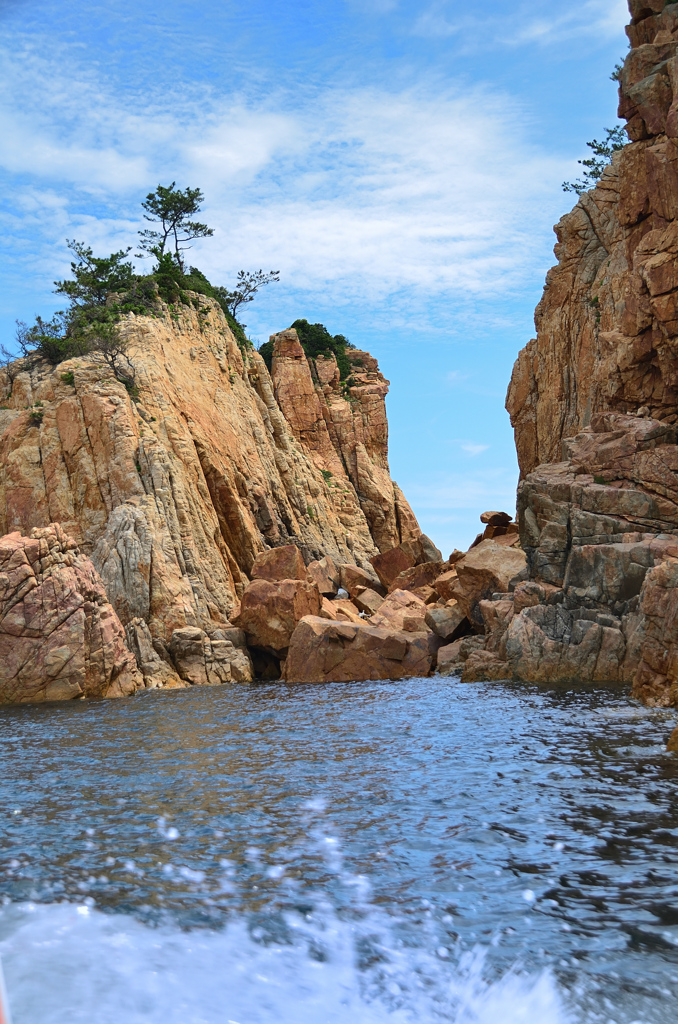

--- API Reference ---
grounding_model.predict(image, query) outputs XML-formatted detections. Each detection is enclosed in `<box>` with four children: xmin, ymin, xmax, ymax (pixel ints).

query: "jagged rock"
<box><xmin>436</xmin><ymin>635</ymin><xmax>486</xmax><ymax>677</ymax></box>
<box><xmin>332</xmin><ymin>599</ymin><xmax>364</xmax><ymax>623</ymax></box>
<box><xmin>400</xmin><ymin>533</ymin><xmax>443</xmax><ymax>565</ymax></box>
<box><xmin>0</xmin><ymin>524</ymin><xmax>141</xmax><ymax>704</ymax></box>
<box><xmin>232</xmin><ymin>578</ymin><xmax>321</xmax><ymax>653</ymax></box>
<box><xmin>453</xmin><ymin>541</ymin><xmax>527</xmax><ymax>629</ymax></box>
<box><xmin>480</xmin><ymin>511</ymin><xmax>512</xmax><ymax>527</ymax></box>
<box><xmin>370</xmin><ymin>588</ymin><xmax>428</xmax><ymax>632</ymax></box>
<box><xmin>339</xmin><ymin>563</ymin><xmax>384</xmax><ymax>597</ymax></box>
<box><xmin>125</xmin><ymin>617</ymin><xmax>185</xmax><ymax>689</ymax></box>
<box><xmin>632</xmin><ymin>557</ymin><xmax>678</xmax><ymax>704</ymax></box>
<box><xmin>251</xmin><ymin>545</ymin><xmax>307</xmax><ymax>583</ymax></box>
<box><xmin>283</xmin><ymin>616</ymin><xmax>433</xmax><ymax>683</ymax></box>
<box><xmin>461</xmin><ymin>651</ymin><xmax>510</xmax><ymax>683</ymax></box>
<box><xmin>169</xmin><ymin>626</ymin><xmax>253</xmax><ymax>685</ymax></box>
<box><xmin>433</xmin><ymin>567</ymin><xmax>459</xmax><ymax>602</ymax></box>
<box><xmin>306</xmin><ymin>555</ymin><xmax>340</xmax><ymax>596</ymax></box>
<box><xmin>387</xmin><ymin>560</ymin><xmax>447</xmax><ymax>595</ymax></box>
<box><xmin>352</xmin><ymin>587</ymin><xmax>384</xmax><ymax>615</ymax></box>
<box><xmin>425</xmin><ymin>601</ymin><xmax>467</xmax><ymax>641</ymax></box>
<box><xmin>370</xmin><ymin>546</ymin><xmax>415</xmax><ymax>588</ymax></box>
<box><xmin>319</xmin><ymin>596</ymin><xmax>339</xmax><ymax>620</ymax></box>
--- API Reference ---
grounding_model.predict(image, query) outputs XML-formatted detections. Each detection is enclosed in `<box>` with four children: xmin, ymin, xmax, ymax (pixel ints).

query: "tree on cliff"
<box><xmin>562</xmin><ymin>125</ymin><xmax>626</xmax><ymax>195</ymax></box>
<box><xmin>214</xmin><ymin>270</ymin><xmax>280</xmax><ymax>321</ymax></box>
<box><xmin>138</xmin><ymin>183</ymin><xmax>214</xmax><ymax>271</ymax></box>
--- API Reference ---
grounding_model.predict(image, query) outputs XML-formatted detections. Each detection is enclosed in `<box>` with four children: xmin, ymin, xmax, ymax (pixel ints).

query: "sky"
<box><xmin>0</xmin><ymin>0</ymin><xmax>630</xmax><ymax>554</ymax></box>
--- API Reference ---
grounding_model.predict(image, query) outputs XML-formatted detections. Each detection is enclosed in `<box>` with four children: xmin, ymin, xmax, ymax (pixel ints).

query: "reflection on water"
<box><xmin>0</xmin><ymin>677</ymin><xmax>677</xmax><ymax>1023</ymax></box>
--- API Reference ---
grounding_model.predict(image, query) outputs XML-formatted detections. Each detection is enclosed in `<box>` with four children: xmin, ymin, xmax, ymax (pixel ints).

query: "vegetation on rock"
<box><xmin>258</xmin><ymin>319</ymin><xmax>354</xmax><ymax>380</ymax></box>
<box><xmin>562</xmin><ymin>125</ymin><xmax>626</xmax><ymax>195</ymax></box>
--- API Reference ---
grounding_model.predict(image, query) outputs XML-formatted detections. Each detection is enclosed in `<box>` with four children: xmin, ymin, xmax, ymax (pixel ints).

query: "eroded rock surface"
<box><xmin>0</xmin><ymin>524</ymin><xmax>141</xmax><ymax>703</ymax></box>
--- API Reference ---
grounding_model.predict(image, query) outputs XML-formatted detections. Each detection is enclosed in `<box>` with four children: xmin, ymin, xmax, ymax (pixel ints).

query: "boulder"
<box><xmin>370</xmin><ymin>589</ymin><xmax>428</xmax><ymax>632</ymax></box>
<box><xmin>370</xmin><ymin>546</ymin><xmax>415</xmax><ymax>588</ymax></box>
<box><xmin>319</xmin><ymin>597</ymin><xmax>339</xmax><ymax>620</ymax></box>
<box><xmin>306</xmin><ymin>555</ymin><xmax>340</xmax><ymax>596</ymax></box>
<box><xmin>454</xmin><ymin>540</ymin><xmax>527</xmax><ymax>628</ymax></box>
<box><xmin>340</xmin><ymin>563</ymin><xmax>384</xmax><ymax>597</ymax></box>
<box><xmin>169</xmin><ymin>626</ymin><xmax>254</xmax><ymax>685</ymax></box>
<box><xmin>333</xmin><ymin>599</ymin><xmax>364</xmax><ymax>623</ymax></box>
<box><xmin>283</xmin><ymin>616</ymin><xmax>434</xmax><ymax>683</ymax></box>
<box><xmin>480</xmin><ymin>511</ymin><xmax>512</xmax><ymax>527</ymax></box>
<box><xmin>388</xmin><ymin>560</ymin><xmax>447</xmax><ymax>595</ymax></box>
<box><xmin>0</xmin><ymin>524</ymin><xmax>142</xmax><ymax>705</ymax></box>
<box><xmin>425</xmin><ymin>601</ymin><xmax>467</xmax><ymax>641</ymax></box>
<box><xmin>400</xmin><ymin>533</ymin><xmax>443</xmax><ymax>565</ymax></box>
<box><xmin>461</xmin><ymin>651</ymin><xmax>510</xmax><ymax>683</ymax></box>
<box><xmin>232</xmin><ymin>578</ymin><xmax>321</xmax><ymax>652</ymax></box>
<box><xmin>352</xmin><ymin>587</ymin><xmax>385</xmax><ymax>615</ymax></box>
<box><xmin>251</xmin><ymin>545</ymin><xmax>307</xmax><ymax>583</ymax></box>
<box><xmin>433</xmin><ymin>568</ymin><xmax>459</xmax><ymax>602</ymax></box>
<box><xmin>436</xmin><ymin>635</ymin><xmax>486</xmax><ymax>677</ymax></box>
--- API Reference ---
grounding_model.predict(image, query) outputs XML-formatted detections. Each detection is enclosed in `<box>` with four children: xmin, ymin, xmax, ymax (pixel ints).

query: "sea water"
<box><xmin>0</xmin><ymin>676</ymin><xmax>677</xmax><ymax>1023</ymax></box>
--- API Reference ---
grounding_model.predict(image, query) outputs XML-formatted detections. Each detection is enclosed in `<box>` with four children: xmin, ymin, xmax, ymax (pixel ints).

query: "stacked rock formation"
<box><xmin>0</xmin><ymin>307</ymin><xmax>421</xmax><ymax>702</ymax></box>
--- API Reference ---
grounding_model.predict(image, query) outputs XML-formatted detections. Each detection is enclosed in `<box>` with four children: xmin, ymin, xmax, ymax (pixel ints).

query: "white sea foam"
<box><xmin>0</xmin><ymin>901</ymin><xmax>573</xmax><ymax>1024</ymax></box>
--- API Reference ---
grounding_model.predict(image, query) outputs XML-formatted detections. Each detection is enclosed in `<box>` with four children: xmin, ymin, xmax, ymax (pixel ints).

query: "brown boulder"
<box><xmin>436</xmin><ymin>635</ymin><xmax>487</xmax><ymax>676</ymax></box>
<box><xmin>433</xmin><ymin>568</ymin><xmax>459</xmax><ymax>602</ymax></box>
<box><xmin>0</xmin><ymin>524</ymin><xmax>141</xmax><ymax>705</ymax></box>
<box><xmin>370</xmin><ymin>589</ymin><xmax>428</xmax><ymax>632</ymax></box>
<box><xmin>388</xmin><ymin>560</ymin><xmax>447</xmax><ymax>595</ymax></box>
<box><xmin>340</xmin><ymin>563</ymin><xmax>384</xmax><ymax>597</ymax></box>
<box><xmin>306</xmin><ymin>555</ymin><xmax>340</xmax><ymax>596</ymax></box>
<box><xmin>480</xmin><ymin>511</ymin><xmax>512</xmax><ymax>527</ymax></box>
<box><xmin>283</xmin><ymin>616</ymin><xmax>433</xmax><ymax>682</ymax></box>
<box><xmin>353</xmin><ymin>587</ymin><xmax>385</xmax><ymax>615</ymax></box>
<box><xmin>232</xmin><ymin>578</ymin><xmax>321</xmax><ymax>652</ymax></box>
<box><xmin>370</xmin><ymin>546</ymin><xmax>415</xmax><ymax>588</ymax></box>
<box><xmin>333</xmin><ymin>599</ymin><xmax>364</xmax><ymax>623</ymax></box>
<box><xmin>461</xmin><ymin>651</ymin><xmax>510</xmax><ymax>683</ymax></box>
<box><xmin>400</xmin><ymin>533</ymin><xmax>443</xmax><ymax>566</ymax></box>
<box><xmin>454</xmin><ymin>540</ymin><xmax>527</xmax><ymax>628</ymax></box>
<box><xmin>425</xmin><ymin>601</ymin><xmax>467</xmax><ymax>641</ymax></box>
<box><xmin>251</xmin><ymin>545</ymin><xmax>307</xmax><ymax>583</ymax></box>
<box><xmin>125</xmin><ymin>618</ymin><xmax>185</xmax><ymax>690</ymax></box>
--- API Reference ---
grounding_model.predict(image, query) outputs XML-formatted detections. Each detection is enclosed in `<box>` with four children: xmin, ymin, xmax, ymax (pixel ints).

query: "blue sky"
<box><xmin>0</xmin><ymin>0</ymin><xmax>629</xmax><ymax>554</ymax></box>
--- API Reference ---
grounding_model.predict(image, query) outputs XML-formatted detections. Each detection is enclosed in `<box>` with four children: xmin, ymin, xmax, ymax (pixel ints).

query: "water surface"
<box><xmin>0</xmin><ymin>676</ymin><xmax>677</xmax><ymax>1023</ymax></box>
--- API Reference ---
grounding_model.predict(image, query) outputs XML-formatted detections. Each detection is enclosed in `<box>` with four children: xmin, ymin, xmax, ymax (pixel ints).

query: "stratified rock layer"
<box><xmin>0</xmin><ymin>524</ymin><xmax>141</xmax><ymax>703</ymax></box>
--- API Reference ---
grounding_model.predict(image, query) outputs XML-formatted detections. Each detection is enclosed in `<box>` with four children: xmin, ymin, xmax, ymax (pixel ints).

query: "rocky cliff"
<box><xmin>0</xmin><ymin>299</ymin><xmax>421</xmax><ymax>699</ymax></box>
<box><xmin>452</xmin><ymin>0</ymin><xmax>678</xmax><ymax>710</ymax></box>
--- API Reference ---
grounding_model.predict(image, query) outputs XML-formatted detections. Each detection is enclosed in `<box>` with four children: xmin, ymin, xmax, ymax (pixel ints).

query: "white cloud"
<box><xmin>413</xmin><ymin>0</ymin><xmax>628</xmax><ymax>47</ymax></box>
<box><xmin>460</xmin><ymin>442</ymin><xmax>490</xmax><ymax>456</ymax></box>
<box><xmin>0</xmin><ymin>36</ymin><xmax>568</xmax><ymax>321</ymax></box>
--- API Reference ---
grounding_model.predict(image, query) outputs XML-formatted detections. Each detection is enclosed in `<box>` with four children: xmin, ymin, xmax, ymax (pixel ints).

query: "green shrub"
<box><xmin>60</xmin><ymin>371</ymin><xmax>75</xmax><ymax>386</ymax></box>
<box><xmin>29</xmin><ymin>408</ymin><xmax>44</xmax><ymax>426</ymax></box>
<box><xmin>290</xmin><ymin>320</ymin><xmax>353</xmax><ymax>380</ymax></box>
<box><xmin>320</xmin><ymin>469</ymin><xmax>332</xmax><ymax>482</ymax></box>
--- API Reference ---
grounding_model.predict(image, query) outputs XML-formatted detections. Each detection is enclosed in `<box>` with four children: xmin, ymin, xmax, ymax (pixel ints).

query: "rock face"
<box><xmin>0</xmin><ymin>304</ymin><xmax>421</xmax><ymax>700</ymax></box>
<box><xmin>507</xmin><ymin>2</ymin><xmax>678</xmax><ymax>477</ymax></box>
<box><xmin>0</xmin><ymin>524</ymin><xmax>141</xmax><ymax>704</ymax></box>
<box><xmin>232</xmin><ymin>578</ymin><xmax>322</xmax><ymax>654</ymax></box>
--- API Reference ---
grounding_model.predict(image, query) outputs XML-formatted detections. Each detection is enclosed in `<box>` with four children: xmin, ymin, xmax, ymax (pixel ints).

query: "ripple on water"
<box><xmin>0</xmin><ymin>676</ymin><xmax>677</xmax><ymax>1023</ymax></box>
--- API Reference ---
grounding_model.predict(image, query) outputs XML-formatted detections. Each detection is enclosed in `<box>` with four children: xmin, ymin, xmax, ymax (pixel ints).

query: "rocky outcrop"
<box><xmin>507</xmin><ymin>2</ymin><xmax>678</xmax><ymax>477</ymax></box>
<box><xmin>232</xmin><ymin>578</ymin><xmax>322</xmax><ymax>654</ymax></box>
<box><xmin>0</xmin><ymin>301</ymin><xmax>422</xmax><ymax>700</ymax></box>
<box><xmin>0</xmin><ymin>524</ymin><xmax>141</xmax><ymax>703</ymax></box>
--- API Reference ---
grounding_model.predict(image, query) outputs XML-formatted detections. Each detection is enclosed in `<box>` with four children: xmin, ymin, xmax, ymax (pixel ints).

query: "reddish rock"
<box><xmin>370</xmin><ymin>546</ymin><xmax>415</xmax><ymax>588</ymax></box>
<box><xmin>306</xmin><ymin>555</ymin><xmax>340</xmax><ymax>596</ymax></box>
<box><xmin>251</xmin><ymin>545</ymin><xmax>307</xmax><ymax>583</ymax></box>
<box><xmin>387</xmin><ymin>560</ymin><xmax>447</xmax><ymax>595</ymax></box>
<box><xmin>319</xmin><ymin>597</ymin><xmax>339</xmax><ymax>620</ymax></box>
<box><xmin>340</xmin><ymin>563</ymin><xmax>384</xmax><ymax>598</ymax></box>
<box><xmin>425</xmin><ymin>601</ymin><xmax>467</xmax><ymax>641</ymax></box>
<box><xmin>433</xmin><ymin>568</ymin><xmax>459</xmax><ymax>602</ymax></box>
<box><xmin>480</xmin><ymin>511</ymin><xmax>512</xmax><ymax>527</ymax></box>
<box><xmin>461</xmin><ymin>651</ymin><xmax>510</xmax><ymax>683</ymax></box>
<box><xmin>232</xmin><ymin>578</ymin><xmax>321</xmax><ymax>652</ymax></box>
<box><xmin>454</xmin><ymin>540</ymin><xmax>527</xmax><ymax>628</ymax></box>
<box><xmin>283</xmin><ymin>616</ymin><xmax>433</xmax><ymax>683</ymax></box>
<box><xmin>436</xmin><ymin>635</ymin><xmax>487</xmax><ymax>677</ymax></box>
<box><xmin>370</xmin><ymin>589</ymin><xmax>428</xmax><ymax>632</ymax></box>
<box><xmin>333</xmin><ymin>599</ymin><xmax>363</xmax><ymax>623</ymax></box>
<box><xmin>353</xmin><ymin>587</ymin><xmax>384</xmax><ymax>615</ymax></box>
<box><xmin>168</xmin><ymin>626</ymin><xmax>253</xmax><ymax>685</ymax></box>
<box><xmin>400</xmin><ymin>533</ymin><xmax>443</xmax><ymax>565</ymax></box>
<box><xmin>0</xmin><ymin>524</ymin><xmax>141</xmax><ymax>705</ymax></box>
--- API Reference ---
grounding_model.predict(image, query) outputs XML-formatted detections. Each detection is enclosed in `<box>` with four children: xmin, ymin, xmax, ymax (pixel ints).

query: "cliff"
<box><xmin>507</xmin><ymin>0</ymin><xmax>678</xmax><ymax>477</ymax></box>
<box><xmin>0</xmin><ymin>299</ymin><xmax>419</xmax><ymax>657</ymax></box>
